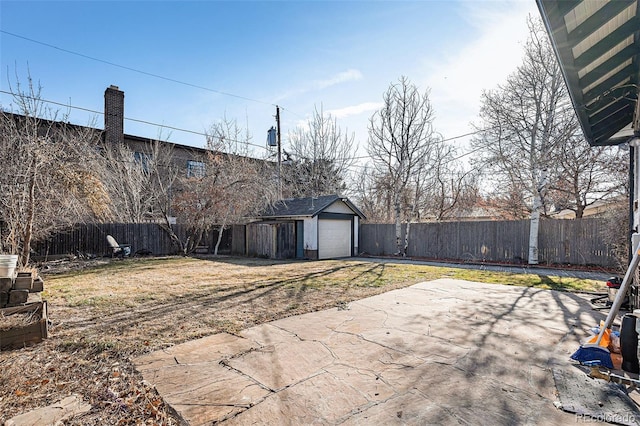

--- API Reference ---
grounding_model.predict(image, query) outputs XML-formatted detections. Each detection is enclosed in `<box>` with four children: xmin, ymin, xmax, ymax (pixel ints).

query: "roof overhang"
<box><xmin>537</xmin><ymin>0</ymin><xmax>640</xmax><ymax>146</ymax></box>
<box><xmin>258</xmin><ymin>195</ymin><xmax>366</xmax><ymax>220</ymax></box>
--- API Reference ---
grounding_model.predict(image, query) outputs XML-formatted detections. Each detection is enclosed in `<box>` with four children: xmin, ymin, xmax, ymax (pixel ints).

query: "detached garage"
<box><xmin>250</xmin><ymin>194</ymin><xmax>365</xmax><ymax>260</ymax></box>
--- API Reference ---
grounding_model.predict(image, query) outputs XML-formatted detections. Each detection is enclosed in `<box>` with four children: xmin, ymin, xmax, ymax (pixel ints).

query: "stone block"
<box><xmin>8</xmin><ymin>289</ymin><xmax>28</xmax><ymax>306</ymax></box>
<box><xmin>0</xmin><ymin>291</ymin><xmax>7</xmax><ymax>307</ymax></box>
<box><xmin>0</xmin><ymin>277</ymin><xmax>12</xmax><ymax>293</ymax></box>
<box><xmin>4</xmin><ymin>394</ymin><xmax>90</xmax><ymax>425</ymax></box>
<box><xmin>13</xmin><ymin>276</ymin><xmax>33</xmax><ymax>291</ymax></box>
<box><xmin>30</xmin><ymin>277</ymin><xmax>44</xmax><ymax>293</ymax></box>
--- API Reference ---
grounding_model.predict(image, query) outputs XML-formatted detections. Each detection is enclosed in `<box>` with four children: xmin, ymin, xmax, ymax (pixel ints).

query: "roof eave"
<box><xmin>536</xmin><ymin>0</ymin><xmax>639</xmax><ymax>147</ymax></box>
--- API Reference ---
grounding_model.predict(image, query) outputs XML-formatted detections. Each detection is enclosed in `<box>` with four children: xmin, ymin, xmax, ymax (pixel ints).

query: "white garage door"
<box><xmin>318</xmin><ymin>219</ymin><xmax>351</xmax><ymax>259</ymax></box>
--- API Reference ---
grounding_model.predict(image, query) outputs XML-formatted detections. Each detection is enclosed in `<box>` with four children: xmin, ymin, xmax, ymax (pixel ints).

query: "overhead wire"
<box><xmin>349</xmin><ymin>126</ymin><xmax>494</xmax><ymax>162</ymax></box>
<box><xmin>2</xmin><ymin>30</ymin><xmax>502</xmax><ymax>164</ymax></box>
<box><xmin>0</xmin><ymin>89</ymin><xmax>272</xmax><ymax>152</ymax></box>
<box><xmin>0</xmin><ymin>30</ymin><xmax>278</xmax><ymax>108</ymax></box>
<box><xmin>1</xmin><ymin>30</ymin><xmax>340</xmax><ymax>123</ymax></box>
<box><xmin>1</xmin><ymin>89</ymin><xmax>499</xmax><ymax>166</ymax></box>
<box><xmin>0</xmin><ymin>26</ymin><xmax>511</xmax><ymax>169</ymax></box>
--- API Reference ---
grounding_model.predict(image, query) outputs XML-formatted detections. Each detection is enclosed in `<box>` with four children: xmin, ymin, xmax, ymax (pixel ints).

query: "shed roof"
<box><xmin>537</xmin><ymin>0</ymin><xmax>639</xmax><ymax>146</ymax></box>
<box><xmin>260</xmin><ymin>194</ymin><xmax>366</xmax><ymax>219</ymax></box>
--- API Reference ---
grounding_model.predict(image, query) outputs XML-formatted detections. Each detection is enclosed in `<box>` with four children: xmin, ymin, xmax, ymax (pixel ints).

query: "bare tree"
<box><xmin>99</xmin><ymin>143</ymin><xmax>156</xmax><ymax>223</ymax></box>
<box><xmin>284</xmin><ymin>106</ymin><xmax>355</xmax><ymax>198</ymax></box>
<box><xmin>367</xmin><ymin>76</ymin><xmax>440</xmax><ymax>255</ymax></box>
<box><xmin>600</xmin><ymin>199</ymin><xmax>629</xmax><ymax>273</ymax></box>
<box><xmin>99</xmin><ymin>135</ymin><xmax>178</xmax><ymax>225</ymax></box>
<box><xmin>353</xmin><ymin>167</ymin><xmax>395</xmax><ymax>223</ymax></box>
<box><xmin>471</xmin><ymin>16</ymin><xmax>576</xmax><ymax>264</ymax></box>
<box><xmin>547</xmin><ymin>138</ymin><xmax>627</xmax><ymax>218</ymax></box>
<box><xmin>171</xmin><ymin>117</ymin><xmax>275</xmax><ymax>255</ymax></box>
<box><xmin>481</xmin><ymin>191</ymin><xmax>531</xmax><ymax>220</ymax></box>
<box><xmin>423</xmin><ymin>145</ymin><xmax>480</xmax><ymax>221</ymax></box>
<box><xmin>0</xmin><ymin>73</ymin><xmax>107</xmax><ymax>265</ymax></box>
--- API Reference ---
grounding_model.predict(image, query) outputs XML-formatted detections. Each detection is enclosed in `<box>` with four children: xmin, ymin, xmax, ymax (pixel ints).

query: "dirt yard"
<box><xmin>0</xmin><ymin>256</ymin><xmax>605</xmax><ymax>425</ymax></box>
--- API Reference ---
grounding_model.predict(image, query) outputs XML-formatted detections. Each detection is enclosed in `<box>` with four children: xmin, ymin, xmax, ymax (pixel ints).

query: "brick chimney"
<box><xmin>104</xmin><ymin>85</ymin><xmax>124</xmax><ymax>144</ymax></box>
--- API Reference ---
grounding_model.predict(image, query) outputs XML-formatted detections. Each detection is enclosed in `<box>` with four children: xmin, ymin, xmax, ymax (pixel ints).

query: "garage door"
<box><xmin>318</xmin><ymin>219</ymin><xmax>351</xmax><ymax>259</ymax></box>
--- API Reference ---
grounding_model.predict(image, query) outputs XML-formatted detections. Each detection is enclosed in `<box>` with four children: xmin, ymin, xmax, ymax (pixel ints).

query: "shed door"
<box><xmin>318</xmin><ymin>219</ymin><xmax>351</xmax><ymax>259</ymax></box>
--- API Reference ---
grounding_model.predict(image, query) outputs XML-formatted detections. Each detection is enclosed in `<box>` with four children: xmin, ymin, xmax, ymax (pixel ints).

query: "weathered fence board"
<box><xmin>360</xmin><ymin>218</ymin><xmax>617</xmax><ymax>267</ymax></box>
<box><xmin>246</xmin><ymin>222</ymin><xmax>295</xmax><ymax>259</ymax></box>
<box><xmin>276</xmin><ymin>223</ymin><xmax>296</xmax><ymax>259</ymax></box>
<box><xmin>247</xmin><ymin>223</ymin><xmax>274</xmax><ymax>258</ymax></box>
<box><xmin>32</xmin><ymin>223</ymin><xmax>231</xmax><ymax>258</ymax></box>
<box><xmin>232</xmin><ymin>225</ymin><xmax>246</xmax><ymax>255</ymax></box>
<box><xmin>34</xmin><ymin>218</ymin><xmax>618</xmax><ymax>267</ymax></box>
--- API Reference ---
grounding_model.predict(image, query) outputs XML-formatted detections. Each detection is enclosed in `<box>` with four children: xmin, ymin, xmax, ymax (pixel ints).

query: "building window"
<box><xmin>187</xmin><ymin>160</ymin><xmax>206</xmax><ymax>178</ymax></box>
<box><xmin>133</xmin><ymin>152</ymin><xmax>152</xmax><ymax>173</ymax></box>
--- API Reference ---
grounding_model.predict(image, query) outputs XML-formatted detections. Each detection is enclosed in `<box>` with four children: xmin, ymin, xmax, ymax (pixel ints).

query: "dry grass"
<box><xmin>0</xmin><ymin>256</ymin><xmax>605</xmax><ymax>424</ymax></box>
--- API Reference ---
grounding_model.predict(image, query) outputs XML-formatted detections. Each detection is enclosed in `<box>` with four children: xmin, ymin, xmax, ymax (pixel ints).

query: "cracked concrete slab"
<box><xmin>134</xmin><ymin>278</ymin><xmax>618</xmax><ymax>425</ymax></box>
<box><xmin>227</xmin><ymin>339</ymin><xmax>335</xmax><ymax>391</ymax></box>
<box><xmin>150</xmin><ymin>362</ymin><xmax>270</xmax><ymax>424</ymax></box>
<box><xmin>224</xmin><ymin>372</ymin><xmax>372</xmax><ymax>424</ymax></box>
<box><xmin>135</xmin><ymin>332</ymin><xmax>259</xmax><ymax>372</ymax></box>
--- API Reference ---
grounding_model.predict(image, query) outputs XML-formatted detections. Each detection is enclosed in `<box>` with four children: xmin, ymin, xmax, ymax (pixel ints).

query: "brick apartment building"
<box><xmin>103</xmin><ymin>84</ymin><xmax>209</xmax><ymax>179</ymax></box>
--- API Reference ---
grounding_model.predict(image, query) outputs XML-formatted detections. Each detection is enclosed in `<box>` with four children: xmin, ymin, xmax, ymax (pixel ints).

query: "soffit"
<box><xmin>537</xmin><ymin>0</ymin><xmax>639</xmax><ymax>146</ymax></box>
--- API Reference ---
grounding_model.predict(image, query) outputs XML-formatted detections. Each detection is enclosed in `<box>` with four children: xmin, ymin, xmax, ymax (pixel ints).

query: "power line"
<box><xmin>0</xmin><ymin>89</ymin><xmax>271</xmax><ymax>151</ymax></box>
<box><xmin>1</xmin><ymin>30</ymin><xmax>498</xmax><ymax>149</ymax></box>
<box><xmin>1</xmin><ymin>30</ymin><xmax>276</xmax><ymax>107</ymax></box>
<box><xmin>441</xmin><ymin>129</ymin><xmax>485</xmax><ymax>143</ymax></box>
<box><xmin>0</xmin><ymin>87</ymin><xmax>498</xmax><ymax>166</ymax></box>
<box><xmin>2</xmin><ymin>30</ymin><xmax>313</xmax><ymax>120</ymax></box>
<box><xmin>347</xmin><ymin>145</ymin><xmax>484</xmax><ymax>170</ymax></box>
<box><xmin>349</xmin><ymin>127</ymin><xmax>492</xmax><ymax>161</ymax></box>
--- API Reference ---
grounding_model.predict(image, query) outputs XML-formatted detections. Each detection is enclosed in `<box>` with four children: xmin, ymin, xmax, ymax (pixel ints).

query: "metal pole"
<box><xmin>276</xmin><ymin>105</ymin><xmax>282</xmax><ymax>200</ymax></box>
<box><xmin>630</xmin><ymin>144</ymin><xmax>635</xmax><ymax>264</ymax></box>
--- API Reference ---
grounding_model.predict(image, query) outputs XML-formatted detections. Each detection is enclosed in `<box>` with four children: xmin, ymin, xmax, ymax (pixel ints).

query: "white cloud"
<box><xmin>273</xmin><ymin>69</ymin><xmax>364</xmax><ymax>103</ymax></box>
<box><xmin>422</xmin><ymin>1</ymin><xmax>538</xmax><ymax>143</ymax></box>
<box><xmin>327</xmin><ymin>102</ymin><xmax>382</xmax><ymax>119</ymax></box>
<box><xmin>314</xmin><ymin>69</ymin><xmax>363</xmax><ymax>90</ymax></box>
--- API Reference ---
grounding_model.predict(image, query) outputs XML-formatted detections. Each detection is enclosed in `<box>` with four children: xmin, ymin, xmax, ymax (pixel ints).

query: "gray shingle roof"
<box><xmin>260</xmin><ymin>194</ymin><xmax>365</xmax><ymax>218</ymax></box>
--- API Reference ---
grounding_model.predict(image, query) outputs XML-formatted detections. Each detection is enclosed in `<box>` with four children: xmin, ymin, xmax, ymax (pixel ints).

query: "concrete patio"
<box><xmin>133</xmin><ymin>279</ymin><xmax>621</xmax><ymax>425</ymax></box>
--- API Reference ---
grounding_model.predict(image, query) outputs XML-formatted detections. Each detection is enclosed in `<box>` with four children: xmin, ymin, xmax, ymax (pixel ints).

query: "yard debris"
<box><xmin>0</xmin><ymin>271</ymin><xmax>45</xmax><ymax>309</ymax></box>
<box><xmin>0</xmin><ymin>302</ymin><xmax>48</xmax><ymax>350</ymax></box>
<box><xmin>0</xmin><ymin>308</ymin><xmax>40</xmax><ymax>331</ymax></box>
<box><xmin>1</xmin><ymin>270</ymin><xmax>49</xmax><ymax>350</ymax></box>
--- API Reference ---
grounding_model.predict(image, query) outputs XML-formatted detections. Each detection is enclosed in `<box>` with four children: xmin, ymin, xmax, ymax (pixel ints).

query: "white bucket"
<box><xmin>0</xmin><ymin>255</ymin><xmax>18</xmax><ymax>278</ymax></box>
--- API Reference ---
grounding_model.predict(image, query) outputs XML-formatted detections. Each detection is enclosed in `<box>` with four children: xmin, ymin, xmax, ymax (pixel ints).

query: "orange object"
<box><xmin>587</xmin><ymin>321</ymin><xmax>611</xmax><ymax>348</ymax></box>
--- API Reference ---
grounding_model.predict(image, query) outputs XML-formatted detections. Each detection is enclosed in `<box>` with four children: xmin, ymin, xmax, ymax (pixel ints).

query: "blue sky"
<box><xmin>0</xmin><ymin>0</ymin><xmax>538</xmax><ymax>161</ymax></box>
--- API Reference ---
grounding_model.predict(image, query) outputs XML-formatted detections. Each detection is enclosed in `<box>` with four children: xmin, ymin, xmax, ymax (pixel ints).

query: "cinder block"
<box><xmin>8</xmin><ymin>289</ymin><xmax>29</xmax><ymax>306</ymax></box>
<box><xmin>0</xmin><ymin>278</ymin><xmax>12</xmax><ymax>293</ymax></box>
<box><xmin>0</xmin><ymin>291</ymin><xmax>8</xmax><ymax>307</ymax></box>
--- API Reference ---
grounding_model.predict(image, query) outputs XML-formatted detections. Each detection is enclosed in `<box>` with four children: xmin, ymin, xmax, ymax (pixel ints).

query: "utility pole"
<box><xmin>276</xmin><ymin>105</ymin><xmax>282</xmax><ymax>200</ymax></box>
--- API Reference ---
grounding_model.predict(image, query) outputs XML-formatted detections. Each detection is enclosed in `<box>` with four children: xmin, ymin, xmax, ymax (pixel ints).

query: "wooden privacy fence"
<box><xmin>359</xmin><ymin>218</ymin><xmax>618</xmax><ymax>268</ymax></box>
<box><xmin>245</xmin><ymin>222</ymin><xmax>295</xmax><ymax>259</ymax></box>
<box><xmin>33</xmin><ymin>218</ymin><xmax>618</xmax><ymax>267</ymax></box>
<box><xmin>32</xmin><ymin>223</ymin><xmax>232</xmax><ymax>258</ymax></box>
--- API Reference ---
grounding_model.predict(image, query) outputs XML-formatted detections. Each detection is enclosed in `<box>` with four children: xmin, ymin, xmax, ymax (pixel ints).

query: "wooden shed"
<box><xmin>247</xmin><ymin>195</ymin><xmax>366</xmax><ymax>260</ymax></box>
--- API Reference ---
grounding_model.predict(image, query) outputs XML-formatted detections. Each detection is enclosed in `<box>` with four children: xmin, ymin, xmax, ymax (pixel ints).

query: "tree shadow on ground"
<box><xmin>49</xmin><ymin>260</ymin><xmax>391</xmax><ymax>357</ymax></box>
